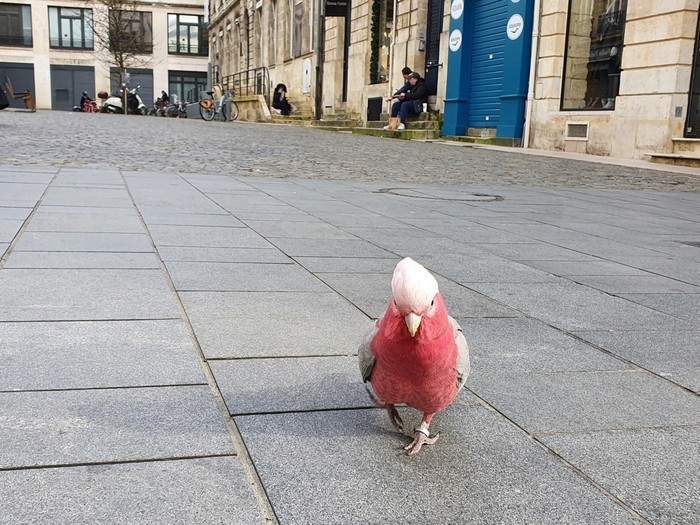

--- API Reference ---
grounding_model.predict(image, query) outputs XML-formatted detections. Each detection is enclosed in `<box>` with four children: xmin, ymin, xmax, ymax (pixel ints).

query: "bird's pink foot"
<box><xmin>404</xmin><ymin>429</ymin><xmax>439</xmax><ymax>455</ymax></box>
<box><xmin>387</xmin><ymin>405</ymin><xmax>404</xmax><ymax>433</ymax></box>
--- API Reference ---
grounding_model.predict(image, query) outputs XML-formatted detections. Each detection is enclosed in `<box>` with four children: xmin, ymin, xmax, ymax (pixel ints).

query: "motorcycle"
<box><xmin>148</xmin><ymin>91</ymin><xmax>170</xmax><ymax>117</ymax></box>
<box><xmin>101</xmin><ymin>85</ymin><xmax>147</xmax><ymax>115</ymax></box>
<box><xmin>72</xmin><ymin>91</ymin><xmax>97</xmax><ymax>112</ymax></box>
<box><xmin>165</xmin><ymin>95</ymin><xmax>188</xmax><ymax>118</ymax></box>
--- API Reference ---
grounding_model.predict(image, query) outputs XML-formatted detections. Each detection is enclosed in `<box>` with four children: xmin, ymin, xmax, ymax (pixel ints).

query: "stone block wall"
<box><xmin>530</xmin><ymin>0</ymin><xmax>700</xmax><ymax>159</ymax></box>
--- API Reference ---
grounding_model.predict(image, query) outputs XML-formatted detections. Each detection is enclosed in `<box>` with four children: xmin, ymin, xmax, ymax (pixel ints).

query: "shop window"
<box><xmin>561</xmin><ymin>0</ymin><xmax>627</xmax><ymax>111</ymax></box>
<box><xmin>0</xmin><ymin>3</ymin><xmax>32</xmax><ymax>47</ymax></box>
<box><xmin>369</xmin><ymin>0</ymin><xmax>393</xmax><ymax>84</ymax></box>
<box><xmin>169</xmin><ymin>70</ymin><xmax>207</xmax><ymax>103</ymax></box>
<box><xmin>168</xmin><ymin>14</ymin><xmax>208</xmax><ymax>56</ymax></box>
<box><xmin>48</xmin><ymin>6</ymin><xmax>93</xmax><ymax>49</ymax></box>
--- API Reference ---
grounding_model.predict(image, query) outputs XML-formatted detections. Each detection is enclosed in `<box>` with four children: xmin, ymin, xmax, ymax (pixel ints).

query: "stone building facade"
<box><xmin>528</xmin><ymin>0</ymin><xmax>700</xmax><ymax>160</ymax></box>
<box><xmin>208</xmin><ymin>0</ymin><xmax>450</xmax><ymax>118</ymax></box>
<box><xmin>0</xmin><ymin>0</ymin><xmax>208</xmax><ymax>110</ymax></box>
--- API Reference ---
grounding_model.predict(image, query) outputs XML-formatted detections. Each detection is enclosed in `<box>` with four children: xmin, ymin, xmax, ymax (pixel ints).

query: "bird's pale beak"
<box><xmin>404</xmin><ymin>313</ymin><xmax>422</xmax><ymax>337</ymax></box>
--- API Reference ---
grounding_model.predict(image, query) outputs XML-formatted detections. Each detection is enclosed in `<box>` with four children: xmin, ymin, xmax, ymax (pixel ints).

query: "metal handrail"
<box><xmin>222</xmin><ymin>67</ymin><xmax>270</xmax><ymax>107</ymax></box>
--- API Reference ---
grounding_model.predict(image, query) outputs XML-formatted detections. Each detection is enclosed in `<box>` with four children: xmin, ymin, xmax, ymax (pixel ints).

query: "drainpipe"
<box><xmin>386</xmin><ymin>0</ymin><xmax>399</xmax><ymax>112</ymax></box>
<box><xmin>314</xmin><ymin>0</ymin><xmax>325</xmax><ymax>119</ymax></box>
<box><xmin>522</xmin><ymin>0</ymin><xmax>541</xmax><ymax>149</ymax></box>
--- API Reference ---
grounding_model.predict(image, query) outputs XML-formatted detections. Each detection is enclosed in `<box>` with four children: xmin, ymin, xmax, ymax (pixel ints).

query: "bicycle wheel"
<box><xmin>199</xmin><ymin>99</ymin><xmax>215</xmax><ymax>121</ymax></box>
<box><xmin>229</xmin><ymin>101</ymin><xmax>239</xmax><ymax>121</ymax></box>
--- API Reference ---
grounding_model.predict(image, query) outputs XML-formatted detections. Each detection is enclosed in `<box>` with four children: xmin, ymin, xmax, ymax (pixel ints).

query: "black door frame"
<box><xmin>341</xmin><ymin>1</ymin><xmax>351</xmax><ymax>102</ymax></box>
<box><xmin>685</xmin><ymin>9</ymin><xmax>700</xmax><ymax>137</ymax></box>
<box><xmin>424</xmin><ymin>0</ymin><xmax>443</xmax><ymax>96</ymax></box>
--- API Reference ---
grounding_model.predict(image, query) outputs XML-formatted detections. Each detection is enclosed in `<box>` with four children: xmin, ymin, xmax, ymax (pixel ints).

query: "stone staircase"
<box><xmin>352</xmin><ymin>112</ymin><xmax>441</xmax><ymax>140</ymax></box>
<box><xmin>445</xmin><ymin>128</ymin><xmax>521</xmax><ymax>147</ymax></box>
<box><xmin>270</xmin><ymin>103</ymin><xmax>360</xmax><ymax>131</ymax></box>
<box><xmin>647</xmin><ymin>138</ymin><xmax>700</xmax><ymax>168</ymax></box>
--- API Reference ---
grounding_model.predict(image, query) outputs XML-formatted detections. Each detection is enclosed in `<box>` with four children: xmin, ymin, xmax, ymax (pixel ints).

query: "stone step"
<box><xmin>352</xmin><ymin>127</ymin><xmax>441</xmax><ymax>140</ymax></box>
<box><xmin>366</xmin><ymin>120</ymin><xmax>440</xmax><ymax>130</ymax></box>
<box><xmin>380</xmin><ymin>111</ymin><xmax>440</xmax><ymax>122</ymax></box>
<box><xmin>671</xmin><ymin>137</ymin><xmax>700</xmax><ymax>154</ymax></box>
<box><xmin>446</xmin><ymin>135</ymin><xmax>522</xmax><ymax>147</ymax></box>
<box><xmin>647</xmin><ymin>152</ymin><xmax>700</xmax><ymax>168</ymax></box>
<box><xmin>312</xmin><ymin>119</ymin><xmax>359</xmax><ymax>128</ymax></box>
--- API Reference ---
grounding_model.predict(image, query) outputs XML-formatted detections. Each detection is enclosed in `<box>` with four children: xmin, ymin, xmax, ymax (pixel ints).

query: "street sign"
<box><xmin>325</xmin><ymin>0</ymin><xmax>348</xmax><ymax>17</ymax></box>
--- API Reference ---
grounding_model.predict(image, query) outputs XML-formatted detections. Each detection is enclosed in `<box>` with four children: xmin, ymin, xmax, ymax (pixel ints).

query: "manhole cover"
<box><xmin>375</xmin><ymin>187</ymin><xmax>504</xmax><ymax>202</ymax></box>
<box><xmin>679</xmin><ymin>241</ymin><xmax>700</xmax><ymax>248</ymax></box>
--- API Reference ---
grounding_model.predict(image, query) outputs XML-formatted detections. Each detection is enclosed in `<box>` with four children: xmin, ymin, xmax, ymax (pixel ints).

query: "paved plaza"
<box><xmin>0</xmin><ymin>111</ymin><xmax>699</xmax><ymax>524</ymax></box>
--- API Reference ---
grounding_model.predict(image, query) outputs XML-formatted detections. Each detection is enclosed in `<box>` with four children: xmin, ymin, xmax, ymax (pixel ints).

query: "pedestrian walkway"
<box><xmin>1</xmin><ymin>163</ymin><xmax>698</xmax><ymax>523</ymax></box>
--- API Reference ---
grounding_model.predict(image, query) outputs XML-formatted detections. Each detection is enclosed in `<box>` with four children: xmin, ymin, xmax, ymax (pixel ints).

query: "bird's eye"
<box><xmin>431</xmin><ymin>299</ymin><xmax>434</xmax><ymax>306</ymax></box>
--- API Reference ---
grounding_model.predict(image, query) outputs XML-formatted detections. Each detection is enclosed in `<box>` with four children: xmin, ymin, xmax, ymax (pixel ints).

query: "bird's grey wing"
<box><xmin>450</xmin><ymin>316</ymin><xmax>471</xmax><ymax>390</ymax></box>
<box><xmin>358</xmin><ymin>320</ymin><xmax>379</xmax><ymax>383</ymax></box>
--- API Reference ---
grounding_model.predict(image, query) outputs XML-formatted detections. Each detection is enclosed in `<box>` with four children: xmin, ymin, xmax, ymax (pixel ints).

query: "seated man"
<box><xmin>389</xmin><ymin>72</ymin><xmax>427</xmax><ymax>131</ymax></box>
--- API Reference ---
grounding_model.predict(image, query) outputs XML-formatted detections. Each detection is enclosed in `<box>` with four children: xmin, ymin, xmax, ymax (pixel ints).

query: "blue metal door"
<box><xmin>468</xmin><ymin>0</ymin><xmax>508</xmax><ymax>129</ymax></box>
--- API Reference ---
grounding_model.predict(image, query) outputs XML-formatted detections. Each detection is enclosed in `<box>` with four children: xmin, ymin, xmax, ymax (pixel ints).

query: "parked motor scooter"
<box><xmin>101</xmin><ymin>85</ymin><xmax>147</xmax><ymax>115</ymax></box>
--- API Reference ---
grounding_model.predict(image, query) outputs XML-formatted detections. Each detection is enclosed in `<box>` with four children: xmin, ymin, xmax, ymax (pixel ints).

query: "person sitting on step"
<box><xmin>272</xmin><ymin>83</ymin><xmax>293</xmax><ymax>116</ymax></box>
<box><xmin>386</xmin><ymin>72</ymin><xmax>427</xmax><ymax>131</ymax></box>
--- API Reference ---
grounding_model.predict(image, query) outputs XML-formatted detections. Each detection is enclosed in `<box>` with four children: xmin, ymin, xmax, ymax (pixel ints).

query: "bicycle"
<box><xmin>199</xmin><ymin>88</ymin><xmax>238</xmax><ymax>122</ymax></box>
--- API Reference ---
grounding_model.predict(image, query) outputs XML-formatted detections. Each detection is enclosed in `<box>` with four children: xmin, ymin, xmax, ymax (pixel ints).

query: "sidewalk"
<box><xmin>0</xmin><ymin>163</ymin><xmax>698</xmax><ymax>524</ymax></box>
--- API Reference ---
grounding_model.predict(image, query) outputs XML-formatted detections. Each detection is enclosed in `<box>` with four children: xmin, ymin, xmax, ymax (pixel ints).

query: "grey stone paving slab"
<box><xmin>3</xmin><ymin>251</ymin><xmax>161</xmax><ymax>269</ymax></box>
<box><xmin>0</xmin><ymin>219</ymin><xmax>23</xmax><ymax>242</ymax></box>
<box><xmin>573</xmin><ymin>330</ymin><xmax>700</xmax><ymax>392</ymax></box>
<box><xmin>0</xmin><ymin>320</ymin><xmax>204</xmax><ymax>390</ymax></box>
<box><xmin>466</xmin><ymin>281</ymin><xmax>687</xmax><ymax>330</ymax></box>
<box><xmin>42</xmin><ymin>187</ymin><xmax>133</xmax><ymax>207</ymax></box>
<box><xmin>618</xmin><ymin>293</ymin><xmax>700</xmax><ymax>321</ymax></box>
<box><xmin>0</xmin><ymin>386</ymin><xmax>233</xmax><ymax>468</ymax></box>
<box><xmin>421</xmin><ymin>253</ymin><xmax>560</xmax><ymax>283</ymax></box>
<box><xmin>0</xmin><ymin>172</ymin><xmax>53</xmax><ymax>183</ymax></box>
<box><xmin>14</xmin><ymin>232</ymin><xmax>154</xmax><ymax>252</ymax></box>
<box><xmin>473</xmin><ymin>370</ymin><xmax>700</xmax><ymax>434</ymax></box>
<box><xmin>167</xmin><ymin>261</ymin><xmax>328</xmax><ymax>291</ymax></box>
<box><xmin>519</xmin><ymin>260</ymin><xmax>648</xmax><ymax>276</ymax></box>
<box><xmin>143</xmin><ymin>212</ymin><xmax>244</xmax><ymax>227</ymax></box>
<box><xmin>211</xmin><ymin>356</ymin><xmax>373</xmax><ymax>414</ymax></box>
<box><xmin>0</xmin><ymin>183</ymin><xmax>47</xmax><ymax>205</ymax></box>
<box><xmin>459</xmin><ymin>318</ymin><xmax>629</xmax><ymax>376</ymax></box>
<box><xmin>0</xmin><ymin>269</ymin><xmax>179</xmax><ymax>321</ymax></box>
<box><xmin>157</xmin><ymin>246</ymin><xmax>291</xmax><ymax>263</ymax></box>
<box><xmin>317</xmin><ymin>272</ymin><xmax>521</xmax><ymax>319</ymax></box>
<box><xmin>0</xmin><ymin>242</ymin><xmax>8</xmax><ymax>257</ymax></box>
<box><xmin>148</xmin><ymin>225</ymin><xmax>269</xmax><ymax>248</ymax></box>
<box><xmin>295</xmin><ymin>256</ymin><xmax>400</xmax><ymax>273</ymax></box>
<box><xmin>469</xmin><ymin>242</ymin><xmax>598</xmax><ymax>261</ymax></box>
<box><xmin>27</xmin><ymin>211</ymin><xmax>146</xmax><ymax>233</ymax></box>
<box><xmin>631</xmin><ymin>257</ymin><xmax>700</xmax><ymax>285</ymax></box>
<box><xmin>181</xmin><ymin>291</ymin><xmax>371</xmax><ymax>358</ymax></box>
<box><xmin>571</xmin><ymin>274</ymin><xmax>700</xmax><ymax>294</ymax></box>
<box><xmin>245</xmin><ymin>220</ymin><xmax>356</xmax><ymax>239</ymax></box>
<box><xmin>268</xmin><ymin>237</ymin><xmax>395</xmax><ymax>257</ymax></box>
<box><xmin>232</xmin><ymin>210</ymin><xmax>319</xmax><ymax>222</ymax></box>
<box><xmin>236</xmin><ymin>405</ymin><xmax>636</xmax><ymax>524</ymax></box>
<box><xmin>0</xmin><ymin>207</ymin><xmax>32</xmax><ymax>220</ymax></box>
<box><xmin>541</xmin><ymin>427</ymin><xmax>700</xmax><ymax>525</ymax></box>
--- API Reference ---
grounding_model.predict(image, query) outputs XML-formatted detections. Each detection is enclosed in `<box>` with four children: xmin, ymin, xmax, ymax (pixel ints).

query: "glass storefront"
<box><xmin>169</xmin><ymin>70</ymin><xmax>207</xmax><ymax>103</ymax></box>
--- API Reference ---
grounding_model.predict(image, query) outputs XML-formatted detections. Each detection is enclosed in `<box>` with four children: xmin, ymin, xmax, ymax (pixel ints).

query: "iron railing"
<box><xmin>222</xmin><ymin>67</ymin><xmax>270</xmax><ymax>107</ymax></box>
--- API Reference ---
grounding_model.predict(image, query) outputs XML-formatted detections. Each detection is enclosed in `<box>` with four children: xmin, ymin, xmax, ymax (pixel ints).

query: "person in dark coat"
<box><xmin>272</xmin><ymin>83</ymin><xmax>293</xmax><ymax>116</ymax></box>
<box><xmin>389</xmin><ymin>72</ymin><xmax>427</xmax><ymax>130</ymax></box>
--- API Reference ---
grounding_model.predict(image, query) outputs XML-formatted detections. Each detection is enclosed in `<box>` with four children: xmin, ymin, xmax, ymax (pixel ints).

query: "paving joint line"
<box><xmin>123</xmin><ymin>172</ymin><xmax>280</xmax><ymax>525</ymax></box>
<box><xmin>466</xmin><ymin>388</ymin><xmax>654</xmax><ymax>524</ymax></box>
<box><xmin>0</xmin><ymin>453</ymin><xmax>237</xmax><ymax>473</ymax></box>
<box><xmin>0</xmin><ymin>383</ymin><xmax>208</xmax><ymax>394</ymax></box>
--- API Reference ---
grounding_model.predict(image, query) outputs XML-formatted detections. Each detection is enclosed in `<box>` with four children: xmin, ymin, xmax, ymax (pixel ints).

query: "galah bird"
<box><xmin>359</xmin><ymin>257</ymin><xmax>470</xmax><ymax>455</ymax></box>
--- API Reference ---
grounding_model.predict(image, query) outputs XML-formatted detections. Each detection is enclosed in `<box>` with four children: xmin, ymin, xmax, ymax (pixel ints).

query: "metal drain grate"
<box><xmin>375</xmin><ymin>188</ymin><xmax>504</xmax><ymax>202</ymax></box>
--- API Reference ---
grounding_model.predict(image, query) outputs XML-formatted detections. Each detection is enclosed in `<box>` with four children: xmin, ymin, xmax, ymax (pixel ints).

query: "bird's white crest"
<box><xmin>391</xmin><ymin>258</ymin><xmax>439</xmax><ymax>313</ymax></box>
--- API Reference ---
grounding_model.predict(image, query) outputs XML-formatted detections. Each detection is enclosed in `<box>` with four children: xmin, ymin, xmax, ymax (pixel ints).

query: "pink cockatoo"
<box><xmin>359</xmin><ymin>257</ymin><xmax>470</xmax><ymax>455</ymax></box>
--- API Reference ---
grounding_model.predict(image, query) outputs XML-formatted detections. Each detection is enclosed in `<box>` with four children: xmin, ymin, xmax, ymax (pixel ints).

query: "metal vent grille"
<box><xmin>566</xmin><ymin>123</ymin><xmax>589</xmax><ymax>139</ymax></box>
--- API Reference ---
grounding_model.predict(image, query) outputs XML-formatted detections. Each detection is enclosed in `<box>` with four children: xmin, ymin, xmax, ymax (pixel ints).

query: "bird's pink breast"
<box><xmin>370</xmin><ymin>322</ymin><xmax>459</xmax><ymax>414</ymax></box>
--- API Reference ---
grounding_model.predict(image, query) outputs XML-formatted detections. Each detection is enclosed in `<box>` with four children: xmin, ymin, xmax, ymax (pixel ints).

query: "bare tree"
<box><xmin>89</xmin><ymin>0</ymin><xmax>152</xmax><ymax>113</ymax></box>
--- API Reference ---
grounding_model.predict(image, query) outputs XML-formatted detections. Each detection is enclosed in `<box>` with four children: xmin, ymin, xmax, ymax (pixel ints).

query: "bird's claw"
<box><xmin>404</xmin><ymin>430</ymin><xmax>439</xmax><ymax>455</ymax></box>
<box><xmin>387</xmin><ymin>406</ymin><xmax>404</xmax><ymax>433</ymax></box>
